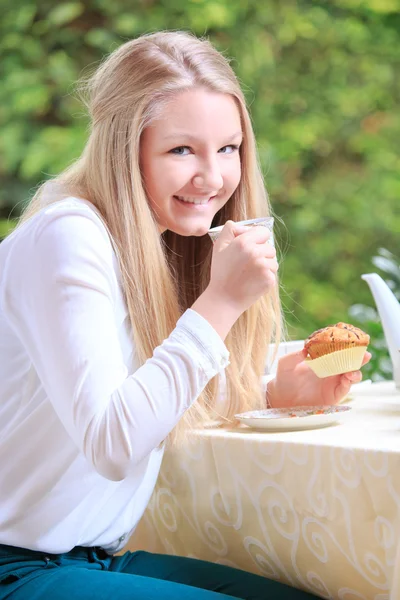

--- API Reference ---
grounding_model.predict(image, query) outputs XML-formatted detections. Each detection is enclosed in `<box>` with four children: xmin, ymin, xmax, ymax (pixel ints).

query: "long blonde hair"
<box><xmin>20</xmin><ymin>31</ymin><xmax>282</xmax><ymax>442</ymax></box>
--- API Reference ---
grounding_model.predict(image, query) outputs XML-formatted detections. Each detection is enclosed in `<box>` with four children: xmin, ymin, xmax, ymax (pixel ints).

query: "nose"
<box><xmin>192</xmin><ymin>157</ymin><xmax>223</xmax><ymax>192</ymax></box>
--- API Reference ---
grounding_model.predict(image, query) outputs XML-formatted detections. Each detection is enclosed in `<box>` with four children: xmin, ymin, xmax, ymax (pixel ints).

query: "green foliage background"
<box><xmin>1</xmin><ymin>0</ymin><xmax>399</xmax><ymax>341</ymax></box>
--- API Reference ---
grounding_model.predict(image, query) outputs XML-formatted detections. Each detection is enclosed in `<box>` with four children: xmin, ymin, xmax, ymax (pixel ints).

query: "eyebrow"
<box><xmin>162</xmin><ymin>131</ymin><xmax>243</xmax><ymax>143</ymax></box>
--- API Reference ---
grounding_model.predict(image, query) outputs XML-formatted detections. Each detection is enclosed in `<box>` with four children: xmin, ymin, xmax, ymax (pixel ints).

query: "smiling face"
<box><xmin>140</xmin><ymin>88</ymin><xmax>243</xmax><ymax>236</ymax></box>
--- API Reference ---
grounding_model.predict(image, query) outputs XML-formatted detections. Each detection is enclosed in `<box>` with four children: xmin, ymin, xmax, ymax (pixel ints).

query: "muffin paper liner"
<box><xmin>305</xmin><ymin>346</ymin><xmax>368</xmax><ymax>378</ymax></box>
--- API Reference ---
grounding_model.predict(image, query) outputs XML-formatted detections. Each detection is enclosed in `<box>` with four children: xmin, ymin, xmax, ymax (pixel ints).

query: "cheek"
<box><xmin>142</xmin><ymin>157</ymin><xmax>172</xmax><ymax>202</ymax></box>
<box><xmin>160</xmin><ymin>159</ymin><xmax>195</xmax><ymax>195</ymax></box>
<box><xmin>141</xmin><ymin>163</ymin><xmax>159</xmax><ymax>203</ymax></box>
<box><xmin>225</xmin><ymin>157</ymin><xmax>241</xmax><ymax>191</ymax></box>
<box><xmin>144</xmin><ymin>160</ymin><xmax>193</xmax><ymax>205</ymax></box>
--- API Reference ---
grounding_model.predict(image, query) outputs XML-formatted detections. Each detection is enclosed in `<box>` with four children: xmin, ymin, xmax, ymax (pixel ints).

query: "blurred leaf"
<box><xmin>113</xmin><ymin>14</ymin><xmax>141</xmax><ymax>36</ymax></box>
<box><xmin>85</xmin><ymin>28</ymin><xmax>119</xmax><ymax>50</ymax></box>
<box><xmin>19</xmin><ymin>125</ymin><xmax>87</xmax><ymax>180</ymax></box>
<box><xmin>0</xmin><ymin>219</ymin><xmax>16</xmax><ymax>239</ymax></box>
<box><xmin>47</xmin><ymin>3</ymin><xmax>84</xmax><ymax>26</ymax></box>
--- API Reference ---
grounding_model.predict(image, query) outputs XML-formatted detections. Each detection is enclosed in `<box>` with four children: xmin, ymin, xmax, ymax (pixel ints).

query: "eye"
<box><xmin>169</xmin><ymin>146</ymin><xmax>191</xmax><ymax>156</ymax></box>
<box><xmin>218</xmin><ymin>144</ymin><xmax>240</xmax><ymax>154</ymax></box>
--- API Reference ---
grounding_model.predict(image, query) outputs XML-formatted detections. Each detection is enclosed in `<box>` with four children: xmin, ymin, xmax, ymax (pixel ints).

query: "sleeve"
<box><xmin>3</xmin><ymin>204</ymin><xmax>230</xmax><ymax>481</ymax></box>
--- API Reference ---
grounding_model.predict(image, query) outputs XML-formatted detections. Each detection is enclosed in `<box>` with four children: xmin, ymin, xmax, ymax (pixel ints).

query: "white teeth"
<box><xmin>176</xmin><ymin>196</ymin><xmax>210</xmax><ymax>205</ymax></box>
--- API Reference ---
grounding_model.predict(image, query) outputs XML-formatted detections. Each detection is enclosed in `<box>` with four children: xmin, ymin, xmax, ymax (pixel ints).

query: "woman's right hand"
<box><xmin>209</xmin><ymin>220</ymin><xmax>278</xmax><ymax>314</ymax></box>
<box><xmin>191</xmin><ymin>220</ymin><xmax>278</xmax><ymax>340</ymax></box>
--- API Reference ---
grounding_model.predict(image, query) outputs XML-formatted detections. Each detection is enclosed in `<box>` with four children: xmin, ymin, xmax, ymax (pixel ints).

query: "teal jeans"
<box><xmin>0</xmin><ymin>544</ymin><xmax>317</xmax><ymax>599</ymax></box>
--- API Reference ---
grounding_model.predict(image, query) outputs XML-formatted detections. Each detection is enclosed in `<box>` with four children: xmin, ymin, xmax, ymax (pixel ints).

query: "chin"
<box><xmin>167</xmin><ymin>222</ymin><xmax>212</xmax><ymax>238</ymax></box>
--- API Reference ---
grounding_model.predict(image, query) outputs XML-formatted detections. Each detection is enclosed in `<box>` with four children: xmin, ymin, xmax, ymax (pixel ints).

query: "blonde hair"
<box><xmin>20</xmin><ymin>31</ymin><xmax>282</xmax><ymax>443</ymax></box>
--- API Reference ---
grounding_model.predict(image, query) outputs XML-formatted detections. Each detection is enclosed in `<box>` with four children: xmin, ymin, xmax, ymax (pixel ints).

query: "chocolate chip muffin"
<box><xmin>304</xmin><ymin>322</ymin><xmax>370</xmax><ymax>378</ymax></box>
<box><xmin>305</xmin><ymin>322</ymin><xmax>370</xmax><ymax>359</ymax></box>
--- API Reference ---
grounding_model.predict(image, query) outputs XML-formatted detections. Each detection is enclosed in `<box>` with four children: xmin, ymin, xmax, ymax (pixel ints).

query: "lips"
<box><xmin>174</xmin><ymin>195</ymin><xmax>216</xmax><ymax>205</ymax></box>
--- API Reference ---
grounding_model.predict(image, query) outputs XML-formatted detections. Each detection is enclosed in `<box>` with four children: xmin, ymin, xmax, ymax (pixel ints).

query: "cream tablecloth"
<box><xmin>127</xmin><ymin>382</ymin><xmax>400</xmax><ymax>600</ymax></box>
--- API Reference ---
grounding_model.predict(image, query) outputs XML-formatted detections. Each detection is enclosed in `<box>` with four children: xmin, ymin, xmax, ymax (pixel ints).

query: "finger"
<box><xmin>232</xmin><ymin>225</ymin><xmax>251</xmax><ymax>237</ymax></box>
<box><xmin>254</xmin><ymin>246</ymin><xmax>277</xmax><ymax>262</ymax></box>
<box><xmin>342</xmin><ymin>370</ymin><xmax>362</xmax><ymax>383</ymax></box>
<box><xmin>257</xmin><ymin>243</ymin><xmax>277</xmax><ymax>259</ymax></box>
<box><xmin>334</xmin><ymin>375</ymin><xmax>353</xmax><ymax>403</ymax></box>
<box><xmin>276</xmin><ymin>348</ymin><xmax>308</xmax><ymax>372</ymax></box>
<box><xmin>361</xmin><ymin>351</ymin><xmax>372</xmax><ymax>366</ymax></box>
<box><xmin>264</xmin><ymin>270</ymin><xmax>278</xmax><ymax>289</ymax></box>
<box><xmin>236</xmin><ymin>225</ymin><xmax>271</xmax><ymax>245</ymax></box>
<box><xmin>261</xmin><ymin>258</ymin><xmax>279</xmax><ymax>274</ymax></box>
<box><xmin>214</xmin><ymin>221</ymin><xmax>246</xmax><ymax>250</ymax></box>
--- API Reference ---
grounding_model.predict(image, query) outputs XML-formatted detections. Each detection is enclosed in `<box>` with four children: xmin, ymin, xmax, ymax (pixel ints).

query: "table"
<box><xmin>126</xmin><ymin>381</ymin><xmax>400</xmax><ymax>599</ymax></box>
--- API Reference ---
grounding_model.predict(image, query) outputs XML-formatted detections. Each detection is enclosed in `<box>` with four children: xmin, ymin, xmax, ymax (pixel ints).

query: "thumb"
<box><xmin>214</xmin><ymin>220</ymin><xmax>248</xmax><ymax>250</ymax></box>
<box><xmin>276</xmin><ymin>348</ymin><xmax>308</xmax><ymax>373</ymax></box>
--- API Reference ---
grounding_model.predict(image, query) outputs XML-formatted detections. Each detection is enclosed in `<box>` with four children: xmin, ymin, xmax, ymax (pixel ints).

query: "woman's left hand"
<box><xmin>267</xmin><ymin>349</ymin><xmax>372</xmax><ymax>409</ymax></box>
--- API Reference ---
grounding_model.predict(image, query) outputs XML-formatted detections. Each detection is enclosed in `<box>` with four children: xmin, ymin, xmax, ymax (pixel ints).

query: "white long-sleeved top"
<box><xmin>0</xmin><ymin>197</ymin><xmax>230</xmax><ymax>554</ymax></box>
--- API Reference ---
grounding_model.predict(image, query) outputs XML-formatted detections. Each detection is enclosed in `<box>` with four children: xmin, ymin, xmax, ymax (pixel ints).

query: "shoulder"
<box><xmin>1</xmin><ymin>197</ymin><xmax>120</xmax><ymax>312</ymax></box>
<box><xmin>36</xmin><ymin>197</ymin><xmax>112</xmax><ymax>244</ymax></box>
<box><xmin>1</xmin><ymin>197</ymin><xmax>119</xmax><ymax>292</ymax></box>
<box><xmin>5</xmin><ymin>197</ymin><xmax>115</xmax><ymax>261</ymax></box>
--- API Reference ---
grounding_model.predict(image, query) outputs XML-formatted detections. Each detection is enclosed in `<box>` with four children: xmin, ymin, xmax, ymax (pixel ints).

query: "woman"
<box><xmin>0</xmin><ymin>31</ymin><xmax>368</xmax><ymax>599</ymax></box>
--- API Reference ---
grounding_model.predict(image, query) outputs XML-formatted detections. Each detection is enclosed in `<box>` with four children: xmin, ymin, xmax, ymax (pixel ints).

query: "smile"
<box><xmin>174</xmin><ymin>195</ymin><xmax>215</xmax><ymax>205</ymax></box>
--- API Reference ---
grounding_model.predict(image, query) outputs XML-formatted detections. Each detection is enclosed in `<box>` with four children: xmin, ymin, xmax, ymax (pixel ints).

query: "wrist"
<box><xmin>266</xmin><ymin>377</ymin><xmax>277</xmax><ymax>408</ymax></box>
<box><xmin>191</xmin><ymin>287</ymin><xmax>243</xmax><ymax>341</ymax></box>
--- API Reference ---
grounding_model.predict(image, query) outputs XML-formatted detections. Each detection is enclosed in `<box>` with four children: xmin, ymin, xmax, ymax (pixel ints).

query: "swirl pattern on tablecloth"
<box><xmin>128</xmin><ymin>430</ymin><xmax>400</xmax><ymax>599</ymax></box>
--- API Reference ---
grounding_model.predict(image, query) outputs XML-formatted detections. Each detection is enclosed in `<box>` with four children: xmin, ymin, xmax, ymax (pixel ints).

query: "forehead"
<box><xmin>149</xmin><ymin>88</ymin><xmax>242</xmax><ymax>140</ymax></box>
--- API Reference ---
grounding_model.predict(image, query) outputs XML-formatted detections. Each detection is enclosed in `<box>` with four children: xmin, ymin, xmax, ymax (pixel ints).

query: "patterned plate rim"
<box><xmin>235</xmin><ymin>405</ymin><xmax>352</xmax><ymax>420</ymax></box>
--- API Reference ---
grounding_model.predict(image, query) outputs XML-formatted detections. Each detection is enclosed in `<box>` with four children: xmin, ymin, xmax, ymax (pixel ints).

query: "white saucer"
<box><xmin>350</xmin><ymin>380</ymin><xmax>399</xmax><ymax>397</ymax></box>
<box><xmin>235</xmin><ymin>405</ymin><xmax>351</xmax><ymax>432</ymax></box>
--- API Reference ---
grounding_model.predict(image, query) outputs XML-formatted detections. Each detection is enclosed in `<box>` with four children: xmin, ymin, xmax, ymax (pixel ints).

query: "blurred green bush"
<box><xmin>1</xmin><ymin>0</ymin><xmax>399</xmax><ymax>356</ymax></box>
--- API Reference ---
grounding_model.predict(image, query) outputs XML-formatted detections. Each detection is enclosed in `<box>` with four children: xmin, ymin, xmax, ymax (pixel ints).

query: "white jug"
<box><xmin>362</xmin><ymin>273</ymin><xmax>400</xmax><ymax>389</ymax></box>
